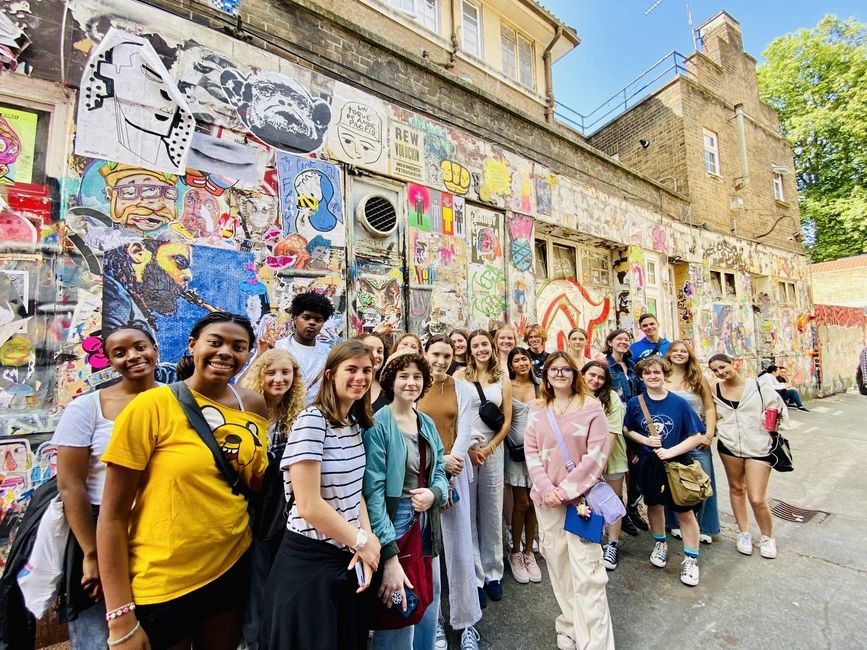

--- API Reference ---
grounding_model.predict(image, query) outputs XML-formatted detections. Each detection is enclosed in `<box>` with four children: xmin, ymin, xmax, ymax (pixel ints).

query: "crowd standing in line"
<box><xmin>39</xmin><ymin>290</ymin><xmax>803</xmax><ymax>650</ymax></box>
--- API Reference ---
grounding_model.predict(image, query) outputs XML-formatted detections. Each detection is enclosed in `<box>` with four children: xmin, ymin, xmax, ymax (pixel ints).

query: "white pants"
<box><xmin>535</xmin><ymin>504</ymin><xmax>614</xmax><ymax>650</ymax></box>
<box><xmin>469</xmin><ymin>443</ymin><xmax>504</xmax><ymax>585</ymax></box>
<box><xmin>440</xmin><ymin>458</ymin><xmax>483</xmax><ymax>630</ymax></box>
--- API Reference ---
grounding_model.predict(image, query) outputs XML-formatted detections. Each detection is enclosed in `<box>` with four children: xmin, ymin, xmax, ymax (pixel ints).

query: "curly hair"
<box><xmin>463</xmin><ymin>329</ymin><xmax>502</xmax><ymax>383</ymax></box>
<box><xmin>664</xmin><ymin>340</ymin><xmax>704</xmax><ymax>395</ymax></box>
<box><xmin>290</xmin><ymin>290</ymin><xmax>334</xmax><ymax>320</ymax></box>
<box><xmin>240</xmin><ymin>349</ymin><xmax>306</xmax><ymax>441</ymax></box>
<box><xmin>378</xmin><ymin>351</ymin><xmax>432</xmax><ymax>401</ymax></box>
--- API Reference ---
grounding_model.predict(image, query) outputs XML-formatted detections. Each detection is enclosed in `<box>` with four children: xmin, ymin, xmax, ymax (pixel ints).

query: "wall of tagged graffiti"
<box><xmin>813</xmin><ymin>304</ymin><xmax>867</xmax><ymax>397</ymax></box>
<box><xmin>0</xmin><ymin>0</ymin><xmax>824</xmax><ymax>455</ymax></box>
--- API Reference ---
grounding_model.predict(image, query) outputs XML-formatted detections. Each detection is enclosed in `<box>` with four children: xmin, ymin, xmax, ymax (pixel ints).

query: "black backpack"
<box><xmin>0</xmin><ymin>476</ymin><xmax>59</xmax><ymax>650</ymax></box>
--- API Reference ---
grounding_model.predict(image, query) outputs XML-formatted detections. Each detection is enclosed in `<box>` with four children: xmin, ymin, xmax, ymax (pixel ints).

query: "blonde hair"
<box><xmin>241</xmin><ymin>349</ymin><xmax>306</xmax><ymax>440</ymax></box>
<box><xmin>463</xmin><ymin>329</ymin><xmax>503</xmax><ymax>383</ymax></box>
<box><xmin>539</xmin><ymin>351</ymin><xmax>588</xmax><ymax>404</ymax></box>
<box><xmin>664</xmin><ymin>340</ymin><xmax>704</xmax><ymax>395</ymax></box>
<box><xmin>314</xmin><ymin>340</ymin><xmax>374</xmax><ymax>429</ymax></box>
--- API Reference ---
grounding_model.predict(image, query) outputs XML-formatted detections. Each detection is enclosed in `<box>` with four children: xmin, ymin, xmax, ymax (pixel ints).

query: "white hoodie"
<box><xmin>714</xmin><ymin>379</ymin><xmax>788</xmax><ymax>458</ymax></box>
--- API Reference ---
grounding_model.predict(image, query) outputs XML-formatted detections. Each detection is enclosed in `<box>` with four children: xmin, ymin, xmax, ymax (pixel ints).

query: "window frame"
<box><xmin>703</xmin><ymin>129</ymin><xmax>720</xmax><ymax>176</ymax></box>
<box><xmin>499</xmin><ymin>20</ymin><xmax>535</xmax><ymax>89</ymax></box>
<box><xmin>461</xmin><ymin>0</ymin><xmax>483</xmax><ymax>59</ymax></box>
<box><xmin>773</xmin><ymin>170</ymin><xmax>785</xmax><ymax>202</ymax></box>
<box><xmin>388</xmin><ymin>0</ymin><xmax>439</xmax><ymax>33</ymax></box>
<box><xmin>710</xmin><ymin>269</ymin><xmax>737</xmax><ymax>300</ymax></box>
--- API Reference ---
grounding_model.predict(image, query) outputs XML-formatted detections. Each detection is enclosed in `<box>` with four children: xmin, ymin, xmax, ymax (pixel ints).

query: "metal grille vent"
<box><xmin>768</xmin><ymin>499</ymin><xmax>832</xmax><ymax>524</ymax></box>
<box><xmin>357</xmin><ymin>194</ymin><xmax>397</xmax><ymax>237</ymax></box>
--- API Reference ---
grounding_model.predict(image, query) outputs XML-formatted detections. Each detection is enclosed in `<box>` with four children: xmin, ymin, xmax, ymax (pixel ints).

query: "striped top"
<box><xmin>281</xmin><ymin>406</ymin><xmax>366</xmax><ymax>548</ymax></box>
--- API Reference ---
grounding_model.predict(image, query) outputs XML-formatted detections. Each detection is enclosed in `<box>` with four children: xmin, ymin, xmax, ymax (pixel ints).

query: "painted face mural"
<box><xmin>335</xmin><ymin>101</ymin><xmax>384</xmax><ymax>165</ymax></box>
<box><xmin>100</xmin><ymin>163</ymin><xmax>179</xmax><ymax>232</ymax></box>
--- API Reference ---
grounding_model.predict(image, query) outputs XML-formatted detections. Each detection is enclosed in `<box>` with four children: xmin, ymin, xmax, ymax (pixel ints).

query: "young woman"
<box><xmin>524</xmin><ymin>352</ymin><xmax>614</xmax><ymax>650</ymax></box>
<box><xmin>454</xmin><ymin>330</ymin><xmax>512</xmax><ymax>605</ymax></box>
<box><xmin>239</xmin><ymin>348</ymin><xmax>307</xmax><ymax>649</ymax></box>
<box><xmin>504</xmin><ymin>347</ymin><xmax>541</xmax><ymax>585</ymax></box>
<box><xmin>98</xmin><ymin>312</ymin><xmax>268</xmax><ymax>650</ymax></box>
<box><xmin>581</xmin><ymin>361</ymin><xmax>628</xmax><ymax>572</ymax></box>
<box><xmin>623</xmin><ymin>357</ymin><xmax>706</xmax><ymax>587</ymax></box>
<box><xmin>392</xmin><ymin>332</ymin><xmax>423</xmax><ymax>355</ymax></box>
<box><xmin>448</xmin><ymin>329</ymin><xmax>469</xmax><ymax>375</ymax></box>
<box><xmin>493</xmin><ymin>324</ymin><xmax>517</xmax><ymax>369</ymax></box>
<box><xmin>363</xmin><ymin>351</ymin><xmax>449</xmax><ymax>649</ymax></box>
<box><xmin>709</xmin><ymin>353</ymin><xmax>787</xmax><ymax>559</ymax></box>
<box><xmin>523</xmin><ymin>324</ymin><xmax>549</xmax><ymax>379</ymax></box>
<box><xmin>566</xmin><ymin>328</ymin><xmax>588</xmax><ymax>369</ymax></box>
<box><xmin>357</xmin><ymin>332</ymin><xmax>390</xmax><ymax>412</ymax></box>
<box><xmin>260</xmin><ymin>340</ymin><xmax>381</xmax><ymax>648</ymax></box>
<box><xmin>53</xmin><ymin>326</ymin><xmax>158</xmax><ymax>649</ymax></box>
<box><xmin>664</xmin><ymin>341</ymin><xmax>719</xmax><ymax>544</ymax></box>
<box><xmin>417</xmin><ymin>335</ymin><xmax>482</xmax><ymax>650</ymax></box>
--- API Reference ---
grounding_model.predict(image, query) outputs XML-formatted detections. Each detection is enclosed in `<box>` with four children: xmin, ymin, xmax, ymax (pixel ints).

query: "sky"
<box><xmin>543</xmin><ymin>1</ymin><xmax>865</xmax><ymax>131</ymax></box>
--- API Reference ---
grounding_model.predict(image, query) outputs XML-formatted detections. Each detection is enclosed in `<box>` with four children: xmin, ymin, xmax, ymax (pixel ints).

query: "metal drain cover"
<box><xmin>768</xmin><ymin>499</ymin><xmax>831</xmax><ymax>524</ymax></box>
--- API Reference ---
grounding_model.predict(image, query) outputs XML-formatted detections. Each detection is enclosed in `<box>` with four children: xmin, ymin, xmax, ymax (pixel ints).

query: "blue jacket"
<box><xmin>607</xmin><ymin>353</ymin><xmax>643</xmax><ymax>404</ymax></box>
<box><xmin>362</xmin><ymin>405</ymin><xmax>449</xmax><ymax>561</ymax></box>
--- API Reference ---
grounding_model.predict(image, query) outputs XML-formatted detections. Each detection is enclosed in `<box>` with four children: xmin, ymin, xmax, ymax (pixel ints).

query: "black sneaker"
<box><xmin>602</xmin><ymin>542</ymin><xmax>619</xmax><ymax>571</ymax></box>
<box><xmin>477</xmin><ymin>586</ymin><xmax>487</xmax><ymax>609</ymax></box>
<box><xmin>621</xmin><ymin>514</ymin><xmax>639</xmax><ymax>536</ymax></box>
<box><xmin>797</xmin><ymin>406</ymin><xmax>810</xmax><ymax>412</ymax></box>
<box><xmin>484</xmin><ymin>580</ymin><xmax>503</xmax><ymax>601</ymax></box>
<box><xmin>627</xmin><ymin>506</ymin><xmax>649</xmax><ymax>531</ymax></box>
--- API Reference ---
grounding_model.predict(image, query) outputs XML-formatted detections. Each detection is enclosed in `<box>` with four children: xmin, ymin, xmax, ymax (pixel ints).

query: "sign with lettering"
<box><xmin>389</xmin><ymin>121</ymin><xmax>425</xmax><ymax>183</ymax></box>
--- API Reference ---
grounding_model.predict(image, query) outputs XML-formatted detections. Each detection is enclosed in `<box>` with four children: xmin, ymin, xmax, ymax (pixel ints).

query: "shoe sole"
<box><xmin>650</xmin><ymin>557</ymin><xmax>667</xmax><ymax>568</ymax></box>
<box><xmin>511</xmin><ymin>573</ymin><xmax>530</xmax><ymax>584</ymax></box>
<box><xmin>680</xmin><ymin>577</ymin><xmax>699</xmax><ymax>587</ymax></box>
<box><xmin>527</xmin><ymin>574</ymin><xmax>542</xmax><ymax>583</ymax></box>
<box><xmin>760</xmin><ymin>552</ymin><xmax>777</xmax><ymax>559</ymax></box>
<box><xmin>737</xmin><ymin>546</ymin><xmax>753</xmax><ymax>556</ymax></box>
<box><xmin>603</xmin><ymin>563</ymin><xmax>618</xmax><ymax>571</ymax></box>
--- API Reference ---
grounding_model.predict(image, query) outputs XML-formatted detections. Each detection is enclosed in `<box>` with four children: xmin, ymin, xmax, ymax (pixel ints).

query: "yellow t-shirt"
<box><xmin>102</xmin><ymin>385</ymin><xmax>268</xmax><ymax>604</ymax></box>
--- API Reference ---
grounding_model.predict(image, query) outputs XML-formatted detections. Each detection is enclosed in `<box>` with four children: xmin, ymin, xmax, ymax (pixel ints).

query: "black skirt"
<box><xmin>259</xmin><ymin>530</ymin><xmax>368</xmax><ymax>650</ymax></box>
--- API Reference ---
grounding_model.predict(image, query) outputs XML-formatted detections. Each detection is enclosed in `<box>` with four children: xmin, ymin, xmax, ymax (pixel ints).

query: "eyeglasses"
<box><xmin>111</xmin><ymin>184</ymin><xmax>180</xmax><ymax>201</ymax></box>
<box><xmin>547</xmin><ymin>367</ymin><xmax>574</xmax><ymax>377</ymax></box>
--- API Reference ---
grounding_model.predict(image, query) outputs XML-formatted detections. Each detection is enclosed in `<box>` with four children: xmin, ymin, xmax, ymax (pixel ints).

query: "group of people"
<box><xmin>49</xmin><ymin>295</ymin><xmax>795</xmax><ymax>650</ymax></box>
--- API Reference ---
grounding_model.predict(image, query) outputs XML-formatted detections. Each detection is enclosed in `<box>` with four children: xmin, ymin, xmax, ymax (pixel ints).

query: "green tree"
<box><xmin>757</xmin><ymin>15</ymin><xmax>867</xmax><ymax>262</ymax></box>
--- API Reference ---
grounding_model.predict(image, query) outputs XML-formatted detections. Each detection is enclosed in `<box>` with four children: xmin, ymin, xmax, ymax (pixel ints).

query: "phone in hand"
<box><xmin>355</xmin><ymin>562</ymin><xmax>364</xmax><ymax>587</ymax></box>
<box><xmin>397</xmin><ymin>589</ymin><xmax>419</xmax><ymax>618</ymax></box>
<box><xmin>449</xmin><ymin>486</ymin><xmax>461</xmax><ymax>504</ymax></box>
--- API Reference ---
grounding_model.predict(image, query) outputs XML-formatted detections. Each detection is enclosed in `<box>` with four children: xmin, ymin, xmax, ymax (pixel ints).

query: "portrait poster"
<box><xmin>276</xmin><ymin>152</ymin><xmax>345</xmax><ymax>249</ymax></box>
<box><xmin>0</xmin><ymin>106</ymin><xmax>38</xmax><ymax>185</ymax></box>
<box><xmin>325</xmin><ymin>83</ymin><xmax>388</xmax><ymax>175</ymax></box>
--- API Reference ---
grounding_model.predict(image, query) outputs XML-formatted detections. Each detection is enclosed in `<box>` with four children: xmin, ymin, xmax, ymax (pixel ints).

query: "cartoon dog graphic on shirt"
<box><xmin>201</xmin><ymin>405</ymin><xmax>262</xmax><ymax>467</ymax></box>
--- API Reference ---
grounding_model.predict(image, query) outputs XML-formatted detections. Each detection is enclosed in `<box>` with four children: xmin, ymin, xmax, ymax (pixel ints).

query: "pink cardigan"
<box><xmin>524</xmin><ymin>398</ymin><xmax>612</xmax><ymax>506</ymax></box>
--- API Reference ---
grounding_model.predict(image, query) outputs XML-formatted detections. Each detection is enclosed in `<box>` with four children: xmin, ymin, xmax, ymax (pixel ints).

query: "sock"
<box><xmin>684</xmin><ymin>546</ymin><xmax>699</xmax><ymax>559</ymax></box>
<box><xmin>653</xmin><ymin>533</ymin><xmax>667</xmax><ymax>543</ymax></box>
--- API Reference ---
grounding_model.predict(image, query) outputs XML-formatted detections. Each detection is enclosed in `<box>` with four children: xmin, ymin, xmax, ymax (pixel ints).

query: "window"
<box><xmin>551</xmin><ymin>243</ymin><xmax>576</xmax><ymax>278</ymax></box>
<box><xmin>500</xmin><ymin>23</ymin><xmax>535</xmax><ymax>88</ymax></box>
<box><xmin>777</xmin><ymin>280</ymin><xmax>796</xmax><ymax>304</ymax></box>
<box><xmin>773</xmin><ymin>171</ymin><xmax>785</xmax><ymax>202</ymax></box>
<box><xmin>534</xmin><ymin>239</ymin><xmax>548</xmax><ymax>280</ymax></box>
<box><xmin>580</xmin><ymin>253</ymin><xmax>610</xmax><ymax>287</ymax></box>
<box><xmin>703</xmin><ymin>129</ymin><xmax>720</xmax><ymax>175</ymax></box>
<box><xmin>646</xmin><ymin>259</ymin><xmax>658</xmax><ymax>287</ymax></box>
<box><xmin>461</xmin><ymin>1</ymin><xmax>482</xmax><ymax>58</ymax></box>
<box><xmin>710</xmin><ymin>270</ymin><xmax>737</xmax><ymax>299</ymax></box>
<box><xmin>389</xmin><ymin>0</ymin><xmax>438</xmax><ymax>32</ymax></box>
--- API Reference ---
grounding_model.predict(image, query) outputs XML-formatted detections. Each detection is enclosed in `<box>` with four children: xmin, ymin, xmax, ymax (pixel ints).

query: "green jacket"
<box><xmin>362</xmin><ymin>405</ymin><xmax>449</xmax><ymax>562</ymax></box>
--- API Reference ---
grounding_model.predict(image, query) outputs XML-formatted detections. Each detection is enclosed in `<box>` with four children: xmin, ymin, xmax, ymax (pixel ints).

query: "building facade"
<box><xmin>0</xmin><ymin>0</ymin><xmax>815</xmax><ymax>457</ymax></box>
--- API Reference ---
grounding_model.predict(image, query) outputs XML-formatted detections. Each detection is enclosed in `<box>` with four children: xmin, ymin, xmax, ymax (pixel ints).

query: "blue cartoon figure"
<box><xmin>291</xmin><ymin>169</ymin><xmax>340</xmax><ymax>241</ymax></box>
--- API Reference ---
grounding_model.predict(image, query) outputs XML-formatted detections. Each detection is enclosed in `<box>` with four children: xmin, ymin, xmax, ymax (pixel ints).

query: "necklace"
<box><xmin>554</xmin><ymin>395</ymin><xmax>576</xmax><ymax>414</ymax></box>
<box><xmin>435</xmin><ymin>378</ymin><xmax>448</xmax><ymax>394</ymax></box>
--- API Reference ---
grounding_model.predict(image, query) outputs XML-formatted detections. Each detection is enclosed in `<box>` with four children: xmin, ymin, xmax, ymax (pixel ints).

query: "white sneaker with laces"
<box><xmin>760</xmin><ymin>535</ymin><xmax>777</xmax><ymax>559</ymax></box>
<box><xmin>670</xmin><ymin>527</ymin><xmax>682</xmax><ymax>539</ymax></box>
<box><xmin>680</xmin><ymin>556</ymin><xmax>700</xmax><ymax>586</ymax></box>
<box><xmin>435</xmin><ymin>620</ymin><xmax>448</xmax><ymax>650</ymax></box>
<box><xmin>460</xmin><ymin>626</ymin><xmax>481</xmax><ymax>650</ymax></box>
<box><xmin>649</xmin><ymin>540</ymin><xmax>668</xmax><ymax>567</ymax></box>
<box><xmin>736</xmin><ymin>532</ymin><xmax>753</xmax><ymax>555</ymax></box>
<box><xmin>700</xmin><ymin>533</ymin><xmax>713</xmax><ymax>544</ymax></box>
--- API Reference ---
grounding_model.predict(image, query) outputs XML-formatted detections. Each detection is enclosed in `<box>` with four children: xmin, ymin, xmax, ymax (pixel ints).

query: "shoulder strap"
<box><xmin>638</xmin><ymin>395</ymin><xmax>660</xmax><ymax>438</ymax></box>
<box><xmin>227</xmin><ymin>383</ymin><xmax>245</xmax><ymax>411</ymax></box>
<box><xmin>650</xmin><ymin>339</ymin><xmax>663</xmax><ymax>357</ymax></box>
<box><xmin>170</xmin><ymin>382</ymin><xmax>251</xmax><ymax>499</ymax></box>
<box><xmin>545</xmin><ymin>407</ymin><xmax>576</xmax><ymax>472</ymax></box>
<box><xmin>474</xmin><ymin>381</ymin><xmax>489</xmax><ymax>405</ymax></box>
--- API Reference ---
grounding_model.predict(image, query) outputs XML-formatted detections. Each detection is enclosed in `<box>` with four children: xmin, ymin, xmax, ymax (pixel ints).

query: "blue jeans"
<box><xmin>370</xmin><ymin>499</ymin><xmax>441</xmax><ymax>650</ymax></box>
<box><xmin>68</xmin><ymin>601</ymin><xmax>108</xmax><ymax>650</ymax></box>
<box><xmin>664</xmin><ymin>445</ymin><xmax>720</xmax><ymax>535</ymax></box>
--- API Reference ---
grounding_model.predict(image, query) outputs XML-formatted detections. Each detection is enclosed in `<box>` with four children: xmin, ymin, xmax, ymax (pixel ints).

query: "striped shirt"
<box><xmin>281</xmin><ymin>406</ymin><xmax>366</xmax><ymax>548</ymax></box>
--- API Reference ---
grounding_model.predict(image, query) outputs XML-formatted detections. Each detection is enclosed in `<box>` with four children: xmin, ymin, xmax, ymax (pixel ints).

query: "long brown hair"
<box><xmin>664</xmin><ymin>340</ymin><xmax>704</xmax><ymax>395</ymax></box>
<box><xmin>540</xmin><ymin>351</ymin><xmax>587</xmax><ymax>404</ymax></box>
<box><xmin>240</xmin><ymin>349</ymin><xmax>306</xmax><ymax>440</ymax></box>
<box><xmin>313</xmin><ymin>340</ymin><xmax>374</xmax><ymax>429</ymax></box>
<box><xmin>463</xmin><ymin>329</ymin><xmax>502</xmax><ymax>383</ymax></box>
<box><xmin>581</xmin><ymin>360</ymin><xmax>614</xmax><ymax>415</ymax></box>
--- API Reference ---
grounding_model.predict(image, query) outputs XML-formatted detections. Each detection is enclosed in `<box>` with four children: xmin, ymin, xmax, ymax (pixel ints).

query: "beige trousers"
<box><xmin>535</xmin><ymin>504</ymin><xmax>615</xmax><ymax>650</ymax></box>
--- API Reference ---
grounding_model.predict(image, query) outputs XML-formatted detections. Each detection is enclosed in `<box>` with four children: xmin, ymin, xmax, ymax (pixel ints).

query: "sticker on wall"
<box><xmin>467</xmin><ymin>206</ymin><xmax>506</xmax><ymax>329</ymax></box>
<box><xmin>0</xmin><ymin>107</ymin><xmax>37</xmax><ymax>185</ymax></box>
<box><xmin>406</xmin><ymin>183</ymin><xmax>465</xmax><ymax>237</ymax></box>
<box><xmin>0</xmin><ymin>211</ymin><xmax>38</xmax><ymax>244</ymax></box>
<box><xmin>275</xmin><ymin>152</ymin><xmax>344</xmax><ymax>249</ymax></box>
<box><xmin>389</xmin><ymin>121</ymin><xmax>425</xmax><ymax>183</ymax></box>
<box><xmin>75</xmin><ymin>28</ymin><xmax>195</xmax><ymax>175</ymax></box>
<box><xmin>353</xmin><ymin>258</ymin><xmax>403</xmax><ymax>332</ymax></box>
<box><xmin>326</xmin><ymin>84</ymin><xmax>388</xmax><ymax>174</ymax></box>
<box><xmin>186</xmin><ymin>132</ymin><xmax>262</xmax><ymax>183</ymax></box>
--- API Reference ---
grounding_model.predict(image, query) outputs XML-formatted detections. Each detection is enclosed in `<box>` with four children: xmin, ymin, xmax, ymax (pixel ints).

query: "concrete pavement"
<box><xmin>446</xmin><ymin>391</ymin><xmax>867</xmax><ymax>649</ymax></box>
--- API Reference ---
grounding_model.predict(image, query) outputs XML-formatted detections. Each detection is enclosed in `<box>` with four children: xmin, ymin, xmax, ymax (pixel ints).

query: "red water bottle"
<box><xmin>764</xmin><ymin>407</ymin><xmax>780</xmax><ymax>432</ymax></box>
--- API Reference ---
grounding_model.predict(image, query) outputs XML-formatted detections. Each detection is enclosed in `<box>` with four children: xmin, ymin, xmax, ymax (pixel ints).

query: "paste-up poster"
<box><xmin>467</xmin><ymin>205</ymin><xmax>506</xmax><ymax>329</ymax></box>
<box><xmin>325</xmin><ymin>83</ymin><xmax>388</xmax><ymax>175</ymax></box>
<box><xmin>0</xmin><ymin>107</ymin><xmax>37</xmax><ymax>185</ymax></box>
<box><xmin>75</xmin><ymin>28</ymin><xmax>195</xmax><ymax>175</ymax></box>
<box><xmin>406</xmin><ymin>183</ymin><xmax>465</xmax><ymax>237</ymax></box>
<box><xmin>389</xmin><ymin>121</ymin><xmax>425</xmax><ymax>183</ymax></box>
<box><xmin>275</xmin><ymin>152</ymin><xmax>345</xmax><ymax>248</ymax></box>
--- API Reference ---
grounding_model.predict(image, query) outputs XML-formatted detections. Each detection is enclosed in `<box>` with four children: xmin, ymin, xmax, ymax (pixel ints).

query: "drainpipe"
<box><xmin>543</xmin><ymin>26</ymin><xmax>562</xmax><ymax>125</ymax></box>
<box><xmin>447</xmin><ymin>0</ymin><xmax>458</xmax><ymax>68</ymax></box>
<box><xmin>734</xmin><ymin>103</ymin><xmax>749</xmax><ymax>188</ymax></box>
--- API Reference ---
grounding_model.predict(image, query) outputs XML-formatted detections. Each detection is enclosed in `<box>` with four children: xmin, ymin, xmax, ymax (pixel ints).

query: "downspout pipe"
<box><xmin>734</xmin><ymin>103</ymin><xmax>749</xmax><ymax>187</ymax></box>
<box><xmin>543</xmin><ymin>26</ymin><xmax>562</xmax><ymax>125</ymax></box>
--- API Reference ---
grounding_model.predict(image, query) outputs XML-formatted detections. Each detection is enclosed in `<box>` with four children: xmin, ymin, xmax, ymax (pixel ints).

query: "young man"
<box><xmin>774</xmin><ymin>367</ymin><xmax>809</xmax><ymax>412</ymax></box>
<box><xmin>623</xmin><ymin>357</ymin><xmax>706</xmax><ymax>587</ymax></box>
<box><xmin>629</xmin><ymin>314</ymin><xmax>671</xmax><ymax>360</ymax></box>
<box><xmin>275</xmin><ymin>291</ymin><xmax>334</xmax><ymax>404</ymax></box>
<box><xmin>523</xmin><ymin>324</ymin><xmax>549</xmax><ymax>379</ymax></box>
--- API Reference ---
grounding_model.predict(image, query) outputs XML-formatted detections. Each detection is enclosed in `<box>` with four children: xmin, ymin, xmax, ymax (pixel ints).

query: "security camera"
<box><xmin>639</xmin><ymin>139</ymin><xmax>651</xmax><ymax>149</ymax></box>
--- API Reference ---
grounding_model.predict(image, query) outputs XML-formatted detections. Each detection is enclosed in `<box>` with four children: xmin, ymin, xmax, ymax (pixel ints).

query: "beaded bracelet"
<box><xmin>105</xmin><ymin>602</ymin><xmax>136</xmax><ymax>622</ymax></box>
<box><xmin>107</xmin><ymin>621</ymin><xmax>141</xmax><ymax>647</ymax></box>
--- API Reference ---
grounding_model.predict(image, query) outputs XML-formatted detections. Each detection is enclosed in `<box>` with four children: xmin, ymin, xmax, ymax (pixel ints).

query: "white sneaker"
<box><xmin>736</xmin><ymin>532</ymin><xmax>753</xmax><ymax>556</ymax></box>
<box><xmin>680</xmin><ymin>556</ymin><xmax>700</xmax><ymax>586</ymax></box>
<box><xmin>760</xmin><ymin>535</ymin><xmax>777</xmax><ymax>559</ymax></box>
<box><xmin>460</xmin><ymin>626</ymin><xmax>480</xmax><ymax>650</ymax></box>
<box><xmin>700</xmin><ymin>533</ymin><xmax>713</xmax><ymax>544</ymax></box>
<box><xmin>649</xmin><ymin>540</ymin><xmax>668</xmax><ymax>567</ymax></box>
<box><xmin>670</xmin><ymin>527</ymin><xmax>682</xmax><ymax>539</ymax></box>
<box><xmin>435</xmin><ymin>620</ymin><xmax>448</xmax><ymax>650</ymax></box>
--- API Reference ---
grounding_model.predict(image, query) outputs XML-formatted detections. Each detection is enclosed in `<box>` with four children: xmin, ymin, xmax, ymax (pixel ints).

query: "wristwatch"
<box><xmin>350</xmin><ymin>528</ymin><xmax>368</xmax><ymax>552</ymax></box>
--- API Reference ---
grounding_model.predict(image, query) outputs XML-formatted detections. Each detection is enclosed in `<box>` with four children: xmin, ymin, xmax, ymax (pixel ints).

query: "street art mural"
<box><xmin>276</xmin><ymin>153</ymin><xmax>344</xmax><ymax>249</ymax></box>
<box><xmin>467</xmin><ymin>206</ymin><xmax>506</xmax><ymax>329</ymax></box>
<box><xmin>325</xmin><ymin>84</ymin><xmax>388</xmax><ymax>174</ymax></box>
<box><xmin>0</xmin><ymin>107</ymin><xmax>35</xmax><ymax>185</ymax></box>
<box><xmin>506</xmin><ymin>214</ymin><xmax>535</xmax><ymax>334</ymax></box>
<box><xmin>352</xmin><ymin>258</ymin><xmax>403</xmax><ymax>333</ymax></box>
<box><xmin>814</xmin><ymin>304</ymin><xmax>867</xmax><ymax>396</ymax></box>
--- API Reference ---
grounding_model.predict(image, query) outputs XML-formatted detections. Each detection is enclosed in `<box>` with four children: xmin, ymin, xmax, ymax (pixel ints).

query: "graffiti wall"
<box><xmin>815</xmin><ymin>304</ymin><xmax>867</xmax><ymax>396</ymax></box>
<box><xmin>506</xmin><ymin>214</ymin><xmax>535</xmax><ymax>336</ymax></box>
<box><xmin>467</xmin><ymin>205</ymin><xmax>506</xmax><ymax>330</ymax></box>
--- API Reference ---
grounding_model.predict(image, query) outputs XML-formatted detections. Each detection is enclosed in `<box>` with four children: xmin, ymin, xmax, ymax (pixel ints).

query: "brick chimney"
<box><xmin>698</xmin><ymin>11</ymin><xmax>744</xmax><ymax>66</ymax></box>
